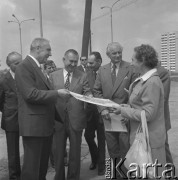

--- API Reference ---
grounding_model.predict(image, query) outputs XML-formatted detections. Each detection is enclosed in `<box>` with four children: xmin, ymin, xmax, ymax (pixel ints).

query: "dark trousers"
<box><xmin>21</xmin><ymin>135</ymin><xmax>52</xmax><ymax>180</ymax></box>
<box><xmin>165</xmin><ymin>131</ymin><xmax>173</xmax><ymax>164</ymax></box>
<box><xmin>49</xmin><ymin>135</ymin><xmax>55</xmax><ymax>167</ymax></box>
<box><xmin>6</xmin><ymin>131</ymin><xmax>21</xmax><ymax>180</ymax></box>
<box><xmin>105</xmin><ymin>131</ymin><xmax>129</xmax><ymax>179</ymax></box>
<box><xmin>84</xmin><ymin>109</ymin><xmax>105</xmax><ymax>170</ymax></box>
<box><xmin>54</xmin><ymin>113</ymin><xmax>83</xmax><ymax>180</ymax></box>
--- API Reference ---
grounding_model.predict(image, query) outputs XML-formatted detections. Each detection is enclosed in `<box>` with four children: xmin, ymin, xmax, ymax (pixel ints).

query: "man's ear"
<box><xmin>36</xmin><ymin>46</ymin><xmax>41</xmax><ymax>53</ymax></box>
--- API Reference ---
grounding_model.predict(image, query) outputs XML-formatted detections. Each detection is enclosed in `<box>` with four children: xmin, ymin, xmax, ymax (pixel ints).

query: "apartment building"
<box><xmin>161</xmin><ymin>31</ymin><xmax>178</xmax><ymax>72</ymax></box>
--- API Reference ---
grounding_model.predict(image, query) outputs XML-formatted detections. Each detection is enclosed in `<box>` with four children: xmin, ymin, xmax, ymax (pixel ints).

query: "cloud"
<box><xmin>62</xmin><ymin>0</ymin><xmax>85</xmax><ymax>24</ymax></box>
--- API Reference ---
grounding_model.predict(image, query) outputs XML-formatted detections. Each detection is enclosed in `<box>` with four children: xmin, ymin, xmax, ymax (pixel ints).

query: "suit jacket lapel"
<box><xmin>69</xmin><ymin>70</ymin><xmax>80</xmax><ymax>91</ymax></box>
<box><xmin>112</xmin><ymin>61</ymin><xmax>129</xmax><ymax>96</ymax></box>
<box><xmin>105</xmin><ymin>63</ymin><xmax>113</xmax><ymax>88</ymax></box>
<box><xmin>27</xmin><ymin>56</ymin><xmax>52</xmax><ymax>89</ymax></box>
<box><xmin>6</xmin><ymin>71</ymin><xmax>17</xmax><ymax>93</ymax></box>
<box><xmin>58</xmin><ymin>70</ymin><xmax>64</xmax><ymax>88</ymax></box>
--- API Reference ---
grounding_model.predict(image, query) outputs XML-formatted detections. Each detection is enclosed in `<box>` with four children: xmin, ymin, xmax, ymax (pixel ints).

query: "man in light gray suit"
<box><xmin>93</xmin><ymin>42</ymin><xmax>137</xmax><ymax>179</ymax></box>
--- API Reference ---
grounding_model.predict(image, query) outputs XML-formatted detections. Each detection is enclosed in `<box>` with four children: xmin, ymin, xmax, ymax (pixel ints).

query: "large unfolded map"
<box><xmin>69</xmin><ymin>91</ymin><xmax>119</xmax><ymax>108</ymax></box>
<box><xmin>69</xmin><ymin>91</ymin><xmax>127</xmax><ymax>132</ymax></box>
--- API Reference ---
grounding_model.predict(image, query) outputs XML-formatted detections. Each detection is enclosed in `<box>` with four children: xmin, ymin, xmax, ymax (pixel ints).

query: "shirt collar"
<box><xmin>134</xmin><ymin>68</ymin><xmax>157</xmax><ymax>83</ymax></box>
<box><xmin>9</xmin><ymin>69</ymin><xmax>15</xmax><ymax>79</ymax></box>
<box><xmin>81</xmin><ymin>65</ymin><xmax>86</xmax><ymax>71</ymax></box>
<box><xmin>28</xmin><ymin>54</ymin><xmax>41</xmax><ymax>68</ymax></box>
<box><xmin>111</xmin><ymin>62</ymin><xmax>120</xmax><ymax>69</ymax></box>
<box><xmin>141</xmin><ymin>68</ymin><xmax>157</xmax><ymax>81</ymax></box>
<box><xmin>63</xmin><ymin>68</ymin><xmax>73</xmax><ymax>77</ymax></box>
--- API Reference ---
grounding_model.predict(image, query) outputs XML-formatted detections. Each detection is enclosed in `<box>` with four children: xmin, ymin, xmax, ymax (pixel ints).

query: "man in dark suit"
<box><xmin>15</xmin><ymin>37</ymin><xmax>69</xmax><ymax>180</ymax></box>
<box><xmin>77</xmin><ymin>56</ymin><xmax>87</xmax><ymax>72</ymax></box>
<box><xmin>50</xmin><ymin>49</ymin><xmax>92</xmax><ymax>180</ymax></box>
<box><xmin>93</xmin><ymin>42</ymin><xmax>137</xmax><ymax>179</ymax></box>
<box><xmin>84</xmin><ymin>51</ymin><xmax>106</xmax><ymax>176</ymax></box>
<box><xmin>157</xmin><ymin>64</ymin><xmax>173</xmax><ymax>164</ymax></box>
<box><xmin>0</xmin><ymin>52</ymin><xmax>22</xmax><ymax>180</ymax></box>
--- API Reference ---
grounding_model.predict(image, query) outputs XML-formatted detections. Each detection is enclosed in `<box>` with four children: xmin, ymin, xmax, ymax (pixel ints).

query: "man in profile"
<box><xmin>15</xmin><ymin>37</ymin><xmax>69</xmax><ymax>180</ymax></box>
<box><xmin>84</xmin><ymin>51</ymin><xmax>106</xmax><ymax>176</ymax></box>
<box><xmin>0</xmin><ymin>52</ymin><xmax>22</xmax><ymax>180</ymax></box>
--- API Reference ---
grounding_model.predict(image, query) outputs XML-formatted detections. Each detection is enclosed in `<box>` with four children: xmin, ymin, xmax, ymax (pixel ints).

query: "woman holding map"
<box><xmin>112</xmin><ymin>44</ymin><xmax>167</xmax><ymax>179</ymax></box>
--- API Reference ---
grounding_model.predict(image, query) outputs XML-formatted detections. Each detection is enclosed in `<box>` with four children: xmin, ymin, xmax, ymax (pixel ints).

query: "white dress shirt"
<box><xmin>63</xmin><ymin>69</ymin><xmax>73</xmax><ymax>83</ymax></box>
<box><xmin>28</xmin><ymin>54</ymin><xmax>41</xmax><ymax>68</ymax></box>
<box><xmin>10</xmin><ymin>69</ymin><xmax>15</xmax><ymax>79</ymax></box>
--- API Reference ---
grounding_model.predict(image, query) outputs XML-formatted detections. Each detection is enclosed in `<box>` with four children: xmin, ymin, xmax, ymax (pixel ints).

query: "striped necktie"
<box><xmin>65</xmin><ymin>72</ymin><xmax>71</xmax><ymax>90</ymax></box>
<box><xmin>111</xmin><ymin>64</ymin><xmax>117</xmax><ymax>85</ymax></box>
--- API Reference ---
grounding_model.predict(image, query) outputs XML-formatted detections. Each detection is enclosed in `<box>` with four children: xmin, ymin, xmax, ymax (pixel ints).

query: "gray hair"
<box><xmin>106</xmin><ymin>42</ymin><xmax>123</xmax><ymax>56</ymax></box>
<box><xmin>30</xmin><ymin>38</ymin><xmax>49</xmax><ymax>52</ymax></box>
<box><xmin>64</xmin><ymin>49</ymin><xmax>79</xmax><ymax>57</ymax></box>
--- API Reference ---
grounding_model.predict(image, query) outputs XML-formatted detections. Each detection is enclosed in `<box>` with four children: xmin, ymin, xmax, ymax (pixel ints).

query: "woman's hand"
<box><xmin>120</xmin><ymin>104</ymin><xmax>130</xmax><ymax>108</ymax></box>
<box><xmin>110</xmin><ymin>104</ymin><xmax>121</xmax><ymax>115</ymax></box>
<box><xmin>121</xmin><ymin>118</ymin><xmax>129</xmax><ymax>125</ymax></box>
<box><xmin>101</xmin><ymin>109</ymin><xmax>111</xmax><ymax>120</ymax></box>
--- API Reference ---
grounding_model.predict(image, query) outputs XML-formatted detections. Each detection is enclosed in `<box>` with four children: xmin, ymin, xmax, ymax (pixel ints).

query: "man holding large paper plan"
<box><xmin>93</xmin><ymin>42</ymin><xmax>137</xmax><ymax>179</ymax></box>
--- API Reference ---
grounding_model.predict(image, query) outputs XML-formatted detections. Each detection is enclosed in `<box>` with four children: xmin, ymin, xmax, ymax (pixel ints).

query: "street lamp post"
<box><xmin>8</xmin><ymin>14</ymin><xmax>35</xmax><ymax>56</ymax></box>
<box><xmin>101</xmin><ymin>0</ymin><xmax>120</xmax><ymax>42</ymax></box>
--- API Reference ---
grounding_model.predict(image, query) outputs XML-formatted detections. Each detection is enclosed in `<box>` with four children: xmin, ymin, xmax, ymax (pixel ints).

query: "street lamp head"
<box><xmin>12</xmin><ymin>14</ymin><xmax>15</xmax><ymax>17</ymax></box>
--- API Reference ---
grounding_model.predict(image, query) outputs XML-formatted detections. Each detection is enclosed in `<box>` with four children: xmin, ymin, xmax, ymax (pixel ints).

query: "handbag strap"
<box><xmin>141</xmin><ymin>110</ymin><xmax>151</xmax><ymax>151</ymax></box>
<box><xmin>136</xmin><ymin>123</ymin><xmax>142</xmax><ymax>134</ymax></box>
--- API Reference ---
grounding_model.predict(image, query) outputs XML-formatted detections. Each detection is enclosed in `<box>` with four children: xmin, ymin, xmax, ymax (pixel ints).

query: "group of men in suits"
<box><xmin>0</xmin><ymin>38</ymin><xmax>174</xmax><ymax>180</ymax></box>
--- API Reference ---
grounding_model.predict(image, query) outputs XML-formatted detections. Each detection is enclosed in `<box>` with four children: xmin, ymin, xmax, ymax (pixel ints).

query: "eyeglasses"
<box><xmin>81</xmin><ymin>58</ymin><xmax>87</xmax><ymax>61</ymax></box>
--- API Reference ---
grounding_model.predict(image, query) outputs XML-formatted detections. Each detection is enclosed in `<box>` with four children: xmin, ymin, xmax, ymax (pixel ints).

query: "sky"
<box><xmin>0</xmin><ymin>0</ymin><xmax>178</xmax><ymax>69</ymax></box>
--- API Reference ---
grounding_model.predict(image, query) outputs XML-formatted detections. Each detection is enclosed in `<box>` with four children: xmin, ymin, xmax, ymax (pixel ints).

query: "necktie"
<box><xmin>45</xmin><ymin>73</ymin><xmax>51</xmax><ymax>85</ymax></box>
<box><xmin>93</xmin><ymin>71</ymin><xmax>97</xmax><ymax>80</ymax></box>
<box><xmin>39</xmin><ymin>66</ymin><xmax>50</xmax><ymax>83</ymax></box>
<box><xmin>65</xmin><ymin>72</ymin><xmax>71</xmax><ymax>90</ymax></box>
<box><xmin>111</xmin><ymin>64</ymin><xmax>117</xmax><ymax>85</ymax></box>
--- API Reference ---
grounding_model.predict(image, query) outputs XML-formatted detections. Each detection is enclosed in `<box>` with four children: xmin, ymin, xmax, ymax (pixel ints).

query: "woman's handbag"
<box><xmin>124</xmin><ymin>110</ymin><xmax>154</xmax><ymax>179</ymax></box>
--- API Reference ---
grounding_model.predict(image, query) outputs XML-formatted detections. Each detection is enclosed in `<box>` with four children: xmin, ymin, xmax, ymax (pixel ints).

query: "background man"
<box><xmin>84</xmin><ymin>51</ymin><xmax>105</xmax><ymax>176</ymax></box>
<box><xmin>15</xmin><ymin>37</ymin><xmax>69</xmax><ymax>180</ymax></box>
<box><xmin>93</xmin><ymin>42</ymin><xmax>137</xmax><ymax>179</ymax></box>
<box><xmin>0</xmin><ymin>52</ymin><xmax>22</xmax><ymax>180</ymax></box>
<box><xmin>157</xmin><ymin>63</ymin><xmax>173</xmax><ymax>164</ymax></box>
<box><xmin>50</xmin><ymin>49</ymin><xmax>92</xmax><ymax>180</ymax></box>
<box><xmin>77</xmin><ymin>56</ymin><xmax>87</xmax><ymax>72</ymax></box>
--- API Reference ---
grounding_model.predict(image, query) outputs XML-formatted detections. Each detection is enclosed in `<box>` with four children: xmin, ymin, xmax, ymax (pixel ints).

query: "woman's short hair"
<box><xmin>134</xmin><ymin>44</ymin><xmax>158</xmax><ymax>68</ymax></box>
